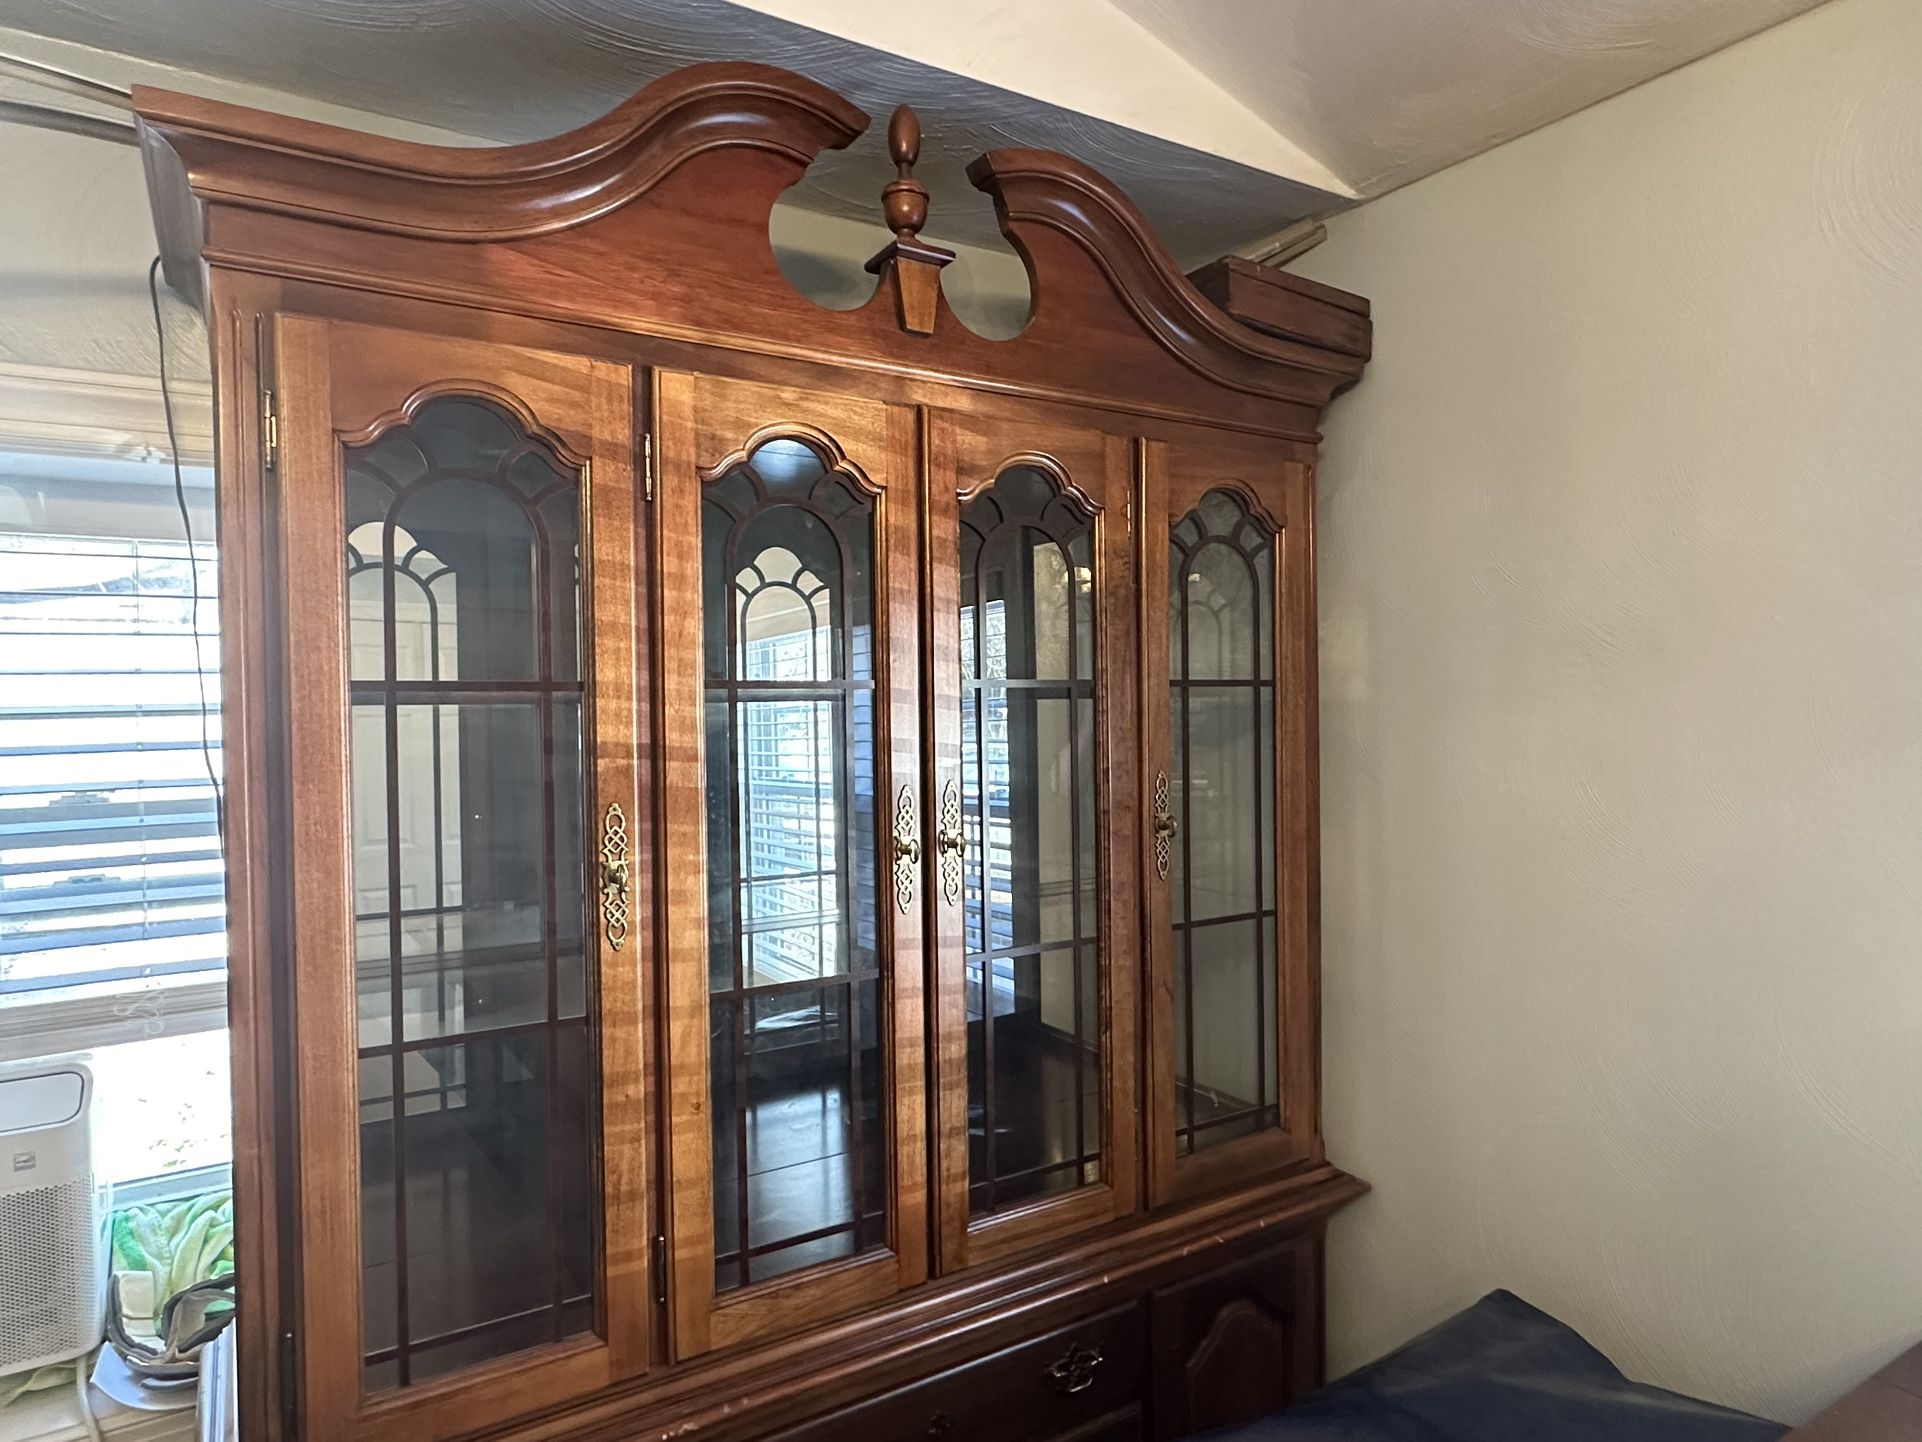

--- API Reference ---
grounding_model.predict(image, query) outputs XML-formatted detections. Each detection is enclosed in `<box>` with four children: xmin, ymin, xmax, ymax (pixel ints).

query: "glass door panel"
<box><xmin>275</xmin><ymin>318</ymin><xmax>646</xmax><ymax>1442</ymax></box>
<box><xmin>958</xmin><ymin>467</ymin><xmax>1103</xmax><ymax>1214</ymax></box>
<box><xmin>1166</xmin><ymin>490</ymin><xmax>1279</xmax><ymax>1158</ymax></box>
<box><xmin>927</xmin><ymin>412</ymin><xmax>1138</xmax><ymax>1275</ymax></box>
<box><xmin>657</xmin><ymin>372</ymin><xmax>926</xmax><ymax>1358</ymax></box>
<box><xmin>1142</xmin><ymin>437</ymin><xmax>1316</xmax><ymax>1206</ymax></box>
<box><xmin>701</xmin><ymin>441</ymin><xmax>886</xmax><ymax>1293</ymax></box>
<box><xmin>344</xmin><ymin>399</ymin><xmax>594</xmax><ymax>1390</ymax></box>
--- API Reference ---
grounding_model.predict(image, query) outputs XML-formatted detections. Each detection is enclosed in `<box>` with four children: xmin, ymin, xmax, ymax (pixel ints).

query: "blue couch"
<box><xmin>1194</xmin><ymin>1290</ymin><xmax>1786</xmax><ymax>1442</ymax></box>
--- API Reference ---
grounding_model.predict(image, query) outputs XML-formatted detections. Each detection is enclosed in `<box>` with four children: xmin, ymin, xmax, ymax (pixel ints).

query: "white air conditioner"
<box><xmin>0</xmin><ymin>1060</ymin><xmax>106</xmax><ymax>1375</ymax></box>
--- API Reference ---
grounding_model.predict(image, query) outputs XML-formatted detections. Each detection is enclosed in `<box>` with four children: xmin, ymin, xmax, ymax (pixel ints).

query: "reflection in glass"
<box><xmin>344</xmin><ymin>397</ymin><xmax>594</xmax><ymax>1393</ymax></box>
<box><xmin>1168</xmin><ymin>489</ymin><xmax>1280</xmax><ymax>1157</ymax></box>
<box><xmin>958</xmin><ymin>465</ymin><xmax>1103</xmax><ymax>1216</ymax></box>
<box><xmin>703</xmin><ymin>438</ymin><xmax>886</xmax><ymax>1292</ymax></box>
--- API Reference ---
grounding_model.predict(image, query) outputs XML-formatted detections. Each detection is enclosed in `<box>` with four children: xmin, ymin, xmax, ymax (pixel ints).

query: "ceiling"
<box><xmin>0</xmin><ymin>0</ymin><xmax>1835</xmax><ymax>264</ymax></box>
<box><xmin>1105</xmin><ymin>0</ymin><xmax>1839</xmax><ymax>196</ymax></box>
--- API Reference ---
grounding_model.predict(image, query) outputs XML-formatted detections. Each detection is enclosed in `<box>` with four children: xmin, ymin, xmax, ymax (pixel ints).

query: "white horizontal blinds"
<box><xmin>0</xmin><ymin>531</ymin><xmax>224</xmax><ymax>1005</ymax></box>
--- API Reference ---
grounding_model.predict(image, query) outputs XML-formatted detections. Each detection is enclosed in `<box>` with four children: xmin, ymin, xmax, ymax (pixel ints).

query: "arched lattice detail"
<box><xmin>955</xmin><ymin>450</ymin><xmax>1099</xmax><ymax>515</ymax></box>
<box><xmin>699</xmin><ymin>421</ymin><xmax>880</xmax><ymax>497</ymax></box>
<box><xmin>1166</xmin><ymin>486</ymin><xmax>1281</xmax><ymax>1162</ymax></box>
<box><xmin>1169</xmin><ymin>487</ymin><xmax>1275</xmax><ymax>684</ymax></box>
<box><xmin>339</xmin><ymin>377</ymin><xmax>590</xmax><ymax>471</ymax></box>
<box><xmin>348</xmin><ymin>523</ymin><xmax>457</xmax><ymax>680</ymax></box>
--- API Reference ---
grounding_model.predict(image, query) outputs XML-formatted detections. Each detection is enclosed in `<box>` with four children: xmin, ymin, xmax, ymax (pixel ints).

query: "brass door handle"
<box><xmin>935</xmin><ymin>778</ymin><xmax>965</xmax><ymax>905</ymax></box>
<box><xmin>1152</xmin><ymin>770</ymin><xmax>1176</xmax><ymax>881</ymax></box>
<box><xmin>600</xmin><ymin>802</ymin><xmax>631</xmax><ymax>951</ymax></box>
<box><xmin>892</xmin><ymin>786</ymin><xmax>919</xmax><ymax>913</ymax></box>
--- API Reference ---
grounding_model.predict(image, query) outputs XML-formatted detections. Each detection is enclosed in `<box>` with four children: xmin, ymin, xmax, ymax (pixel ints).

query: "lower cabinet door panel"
<box><xmin>774</xmin><ymin>1305</ymin><xmax>1145</xmax><ymax>1442</ymax></box>
<box><xmin>1148</xmin><ymin>1238</ymin><xmax>1316</xmax><ymax>1440</ymax></box>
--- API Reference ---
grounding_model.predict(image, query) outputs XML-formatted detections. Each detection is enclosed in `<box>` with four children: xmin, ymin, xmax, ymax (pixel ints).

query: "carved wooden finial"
<box><xmin>866</xmin><ymin>102</ymin><xmax>954</xmax><ymax>337</ymax></box>
<box><xmin>882</xmin><ymin>105</ymin><xmax>928</xmax><ymax>243</ymax></box>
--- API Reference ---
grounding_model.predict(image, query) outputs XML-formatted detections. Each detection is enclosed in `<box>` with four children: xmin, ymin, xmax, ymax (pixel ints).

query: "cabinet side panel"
<box><xmin>215</xmin><ymin>278</ymin><xmax>289</xmax><ymax>1442</ymax></box>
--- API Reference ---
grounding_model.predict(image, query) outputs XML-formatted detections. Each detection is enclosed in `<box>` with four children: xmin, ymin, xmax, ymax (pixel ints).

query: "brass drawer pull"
<box><xmin>1045</xmin><ymin>1341</ymin><xmax>1103</xmax><ymax>1396</ymax></box>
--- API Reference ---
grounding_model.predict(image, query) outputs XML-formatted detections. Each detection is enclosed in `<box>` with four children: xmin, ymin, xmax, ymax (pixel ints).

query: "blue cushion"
<box><xmin>1193</xmin><ymin>1290</ymin><xmax>1786</xmax><ymax>1442</ymax></box>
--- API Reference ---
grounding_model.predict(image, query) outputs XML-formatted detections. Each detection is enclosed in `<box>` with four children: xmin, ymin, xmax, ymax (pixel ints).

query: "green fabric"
<box><xmin>0</xmin><ymin>1189</ymin><xmax>234</xmax><ymax>1401</ymax></box>
<box><xmin>0</xmin><ymin>1361</ymin><xmax>78</xmax><ymax>1408</ymax></box>
<box><xmin>111</xmin><ymin>1189</ymin><xmax>236</xmax><ymax>1330</ymax></box>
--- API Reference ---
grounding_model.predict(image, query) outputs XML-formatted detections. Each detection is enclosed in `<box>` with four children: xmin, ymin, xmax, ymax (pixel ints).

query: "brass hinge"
<box><xmin>278</xmin><ymin>1329</ymin><xmax>299</xmax><ymax>1438</ymax></box>
<box><xmin>652</xmin><ymin>1234</ymin><xmax>668</xmax><ymax>1305</ymax></box>
<box><xmin>642</xmin><ymin>432</ymin><xmax>655</xmax><ymax>503</ymax></box>
<box><xmin>261</xmin><ymin>388</ymin><xmax>279</xmax><ymax>471</ymax></box>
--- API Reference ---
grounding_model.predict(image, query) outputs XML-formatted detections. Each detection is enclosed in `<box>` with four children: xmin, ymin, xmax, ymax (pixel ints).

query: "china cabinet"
<box><xmin>134</xmin><ymin>61</ymin><xmax>1371</xmax><ymax>1442</ymax></box>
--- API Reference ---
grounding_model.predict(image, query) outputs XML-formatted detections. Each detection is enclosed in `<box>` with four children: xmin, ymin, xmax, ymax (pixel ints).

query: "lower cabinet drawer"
<box><xmin>777</xmin><ymin>1305</ymin><xmax>1145</xmax><ymax>1442</ymax></box>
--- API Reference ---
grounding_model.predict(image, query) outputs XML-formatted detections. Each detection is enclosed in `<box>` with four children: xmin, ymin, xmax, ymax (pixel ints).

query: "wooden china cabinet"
<box><xmin>134</xmin><ymin>63</ymin><xmax>1371</xmax><ymax>1442</ymax></box>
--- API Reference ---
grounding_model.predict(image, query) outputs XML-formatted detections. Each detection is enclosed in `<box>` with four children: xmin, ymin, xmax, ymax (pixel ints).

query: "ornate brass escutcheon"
<box><xmin>892</xmin><ymin>786</ymin><xmax>920</xmax><ymax>913</ymax></box>
<box><xmin>1152</xmin><ymin>770</ymin><xmax>1177</xmax><ymax>880</ymax></box>
<box><xmin>600</xmin><ymin>801</ymin><xmax>631</xmax><ymax>950</ymax></box>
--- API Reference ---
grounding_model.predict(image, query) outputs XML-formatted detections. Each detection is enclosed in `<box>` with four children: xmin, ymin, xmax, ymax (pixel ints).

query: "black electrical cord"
<box><xmin>148</xmin><ymin>255</ymin><xmax>225</xmax><ymax>841</ymax></box>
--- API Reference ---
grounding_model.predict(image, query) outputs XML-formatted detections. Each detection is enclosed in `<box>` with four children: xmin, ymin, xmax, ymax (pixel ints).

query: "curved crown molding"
<box><xmin>133</xmin><ymin>61</ymin><xmax>868</xmax><ymax>241</ymax></box>
<box><xmin>969</xmin><ymin>148</ymin><xmax>1365</xmax><ymax>407</ymax></box>
<box><xmin>134</xmin><ymin>62</ymin><xmax>1368</xmax><ymax>424</ymax></box>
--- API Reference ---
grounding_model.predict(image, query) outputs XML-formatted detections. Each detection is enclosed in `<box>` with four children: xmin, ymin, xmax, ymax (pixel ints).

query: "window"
<box><xmin>0</xmin><ymin>449</ymin><xmax>229</xmax><ymax>1186</ymax></box>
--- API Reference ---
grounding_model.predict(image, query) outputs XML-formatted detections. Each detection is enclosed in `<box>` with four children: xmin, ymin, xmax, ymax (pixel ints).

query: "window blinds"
<box><xmin>0</xmin><ymin>532</ymin><xmax>225</xmax><ymax>1031</ymax></box>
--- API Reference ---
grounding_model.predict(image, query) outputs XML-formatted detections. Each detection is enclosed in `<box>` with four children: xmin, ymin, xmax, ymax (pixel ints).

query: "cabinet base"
<box><xmin>482</xmin><ymin>1163</ymin><xmax>1366</xmax><ymax>1442</ymax></box>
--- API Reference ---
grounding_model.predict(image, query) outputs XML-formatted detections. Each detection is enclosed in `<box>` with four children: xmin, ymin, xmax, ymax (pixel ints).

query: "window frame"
<box><xmin>0</xmin><ymin>452</ymin><xmax>234</xmax><ymax>1190</ymax></box>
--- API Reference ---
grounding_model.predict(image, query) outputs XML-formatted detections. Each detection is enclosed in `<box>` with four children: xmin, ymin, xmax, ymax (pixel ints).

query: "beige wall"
<box><xmin>1293</xmin><ymin>0</ymin><xmax>1922</xmax><ymax>1423</ymax></box>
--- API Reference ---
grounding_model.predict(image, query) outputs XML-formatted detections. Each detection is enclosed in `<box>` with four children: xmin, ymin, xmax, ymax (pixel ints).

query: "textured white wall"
<box><xmin>1293</xmin><ymin>0</ymin><xmax>1922</xmax><ymax>1424</ymax></box>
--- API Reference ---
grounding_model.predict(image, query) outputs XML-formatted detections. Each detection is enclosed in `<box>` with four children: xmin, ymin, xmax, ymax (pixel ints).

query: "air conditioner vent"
<box><xmin>0</xmin><ymin>1178</ymin><xmax>102</xmax><ymax>1370</ymax></box>
<box><xmin>0</xmin><ymin>1062</ymin><xmax>105</xmax><ymax>1374</ymax></box>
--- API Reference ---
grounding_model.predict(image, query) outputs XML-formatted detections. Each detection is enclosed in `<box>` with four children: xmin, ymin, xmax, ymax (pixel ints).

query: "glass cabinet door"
<box><xmin>1141</xmin><ymin>436</ymin><xmax>1317</xmax><ymax>1205</ymax></box>
<box><xmin>656</xmin><ymin>373</ymin><xmax>927</xmax><ymax>1356</ymax></box>
<box><xmin>927</xmin><ymin>411</ymin><xmax>1139</xmax><ymax>1273</ymax></box>
<box><xmin>273</xmin><ymin>318</ymin><xmax>649</xmax><ymax>1442</ymax></box>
